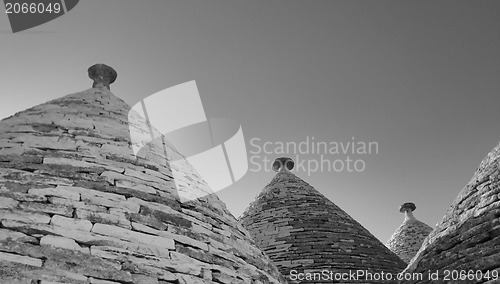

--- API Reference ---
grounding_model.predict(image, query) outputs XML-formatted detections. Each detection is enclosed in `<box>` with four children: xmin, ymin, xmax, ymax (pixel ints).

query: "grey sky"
<box><xmin>1</xmin><ymin>0</ymin><xmax>499</xmax><ymax>243</ymax></box>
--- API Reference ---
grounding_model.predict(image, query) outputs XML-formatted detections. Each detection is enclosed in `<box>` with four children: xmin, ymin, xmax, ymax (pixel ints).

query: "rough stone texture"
<box><xmin>0</xmin><ymin>86</ymin><xmax>286</xmax><ymax>284</ymax></box>
<box><xmin>88</xmin><ymin>64</ymin><xmax>117</xmax><ymax>91</ymax></box>
<box><xmin>402</xmin><ymin>141</ymin><xmax>500</xmax><ymax>283</ymax></box>
<box><xmin>385</xmin><ymin>203</ymin><xmax>432</xmax><ymax>263</ymax></box>
<box><xmin>240</xmin><ymin>166</ymin><xmax>407</xmax><ymax>283</ymax></box>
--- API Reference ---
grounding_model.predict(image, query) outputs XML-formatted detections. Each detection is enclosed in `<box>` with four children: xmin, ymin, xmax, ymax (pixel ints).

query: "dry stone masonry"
<box><xmin>240</xmin><ymin>157</ymin><xmax>407</xmax><ymax>283</ymax></box>
<box><xmin>88</xmin><ymin>64</ymin><xmax>117</xmax><ymax>91</ymax></box>
<box><xmin>385</xmin><ymin>203</ymin><xmax>432</xmax><ymax>264</ymax></box>
<box><xmin>402</xmin><ymin>141</ymin><xmax>500</xmax><ymax>283</ymax></box>
<box><xmin>0</xmin><ymin>64</ymin><xmax>287</xmax><ymax>284</ymax></box>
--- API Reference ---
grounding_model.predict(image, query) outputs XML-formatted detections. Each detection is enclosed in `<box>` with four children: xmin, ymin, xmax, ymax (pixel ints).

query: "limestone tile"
<box><xmin>208</xmin><ymin>239</ymin><xmax>232</xmax><ymax>251</ymax></box>
<box><xmin>139</xmin><ymin>205</ymin><xmax>192</xmax><ymax>229</ymax></box>
<box><xmin>64</xmin><ymin>186</ymin><xmax>139</xmax><ymax>213</ymax></box>
<box><xmin>40</xmin><ymin>235</ymin><xmax>89</xmax><ymax>254</ymax></box>
<box><xmin>1</xmin><ymin>220</ymin><xmax>123</xmax><ymax>247</ymax></box>
<box><xmin>50</xmin><ymin>215</ymin><xmax>93</xmax><ymax>231</ymax></box>
<box><xmin>207</xmin><ymin>245</ymin><xmax>242</xmax><ymax>266</ymax></box>
<box><xmin>131</xmin><ymin>274</ymin><xmax>159</xmax><ymax>284</ymax></box>
<box><xmin>191</xmin><ymin>223</ymin><xmax>216</xmax><ymax>238</ymax></box>
<box><xmin>474</xmin><ymin>200</ymin><xmax>500</xmax><ymax>217</ymax></box>
<box><xmin>74</xmin><ymin>135</ymin><xmax>109</xmax><ymax>145</ymax></box>
<box><xmin>48</xmin><ymin>196</ymin><xmax>107</xmax><ymax>212</ymax></box>
<box><xmin>142</xmin><ymin>167</ymin><xmax>173</xmax><ymax>182</ymax></box>
<box><xmin>99</xmin><ymin>143</ymin><xmax>135</xmax><ymax>160</ymax></box>
<box><xmin>81</xmin><ymin>158</ymin><xmax>125</xmax><ymax>174</ymax></box>
<box><xmin>59</xmin><ymin>270</ymin><xmax>88</xmax><ymax>282</ymax></box>
<box><xmin>43</xmin><ymin>157</ymin><xmax>102</xmax><ymax>169</ymax></box>
<box><xmin>19</xmin><ymin>202</ymin><xmax>74</xmax><ymax>217</ymax></box>
<box><xmin>0</xmin><ymin>228</ymin><xmax>37</xmax><ymax>243</ymax></box>
<box><xmin>28</xmin><ymin>186</ymin><xmax>81</xmax><ymax>201</ymax></box>
<box><xmin>127</xmin><ymin>252</ymin><xmax>206</xmax><ymax>276</ymax></box>
<box><xmin>114</xmin><ymin>179</ymin><xmax>157</xmax><ymax>194</ymax></box>
<box><xmin>0</xmin><ymin>251</ymin><xmax>43</xmax><ymax>267</ymax></box>
<box><xmin>91</xmin><ymin>223</ymin><xmax>175</xmax><ymax>250</ymax></box>
<box><xmin>177</xmin><ymin>274</ymin><xmax>215</xmax><ymax>284</ymax></box>
<box><xmin>101</xmin><ymin>170</ymin><xmax>163</xmax><ymax>191</ymax></box>
<box><xmin>131</xmin><ymin>222</ymin><xmax>208</xmax><ymax>251</ymax></box>
<box><xmin>129</xmin><ymin>197</ymin><xmax>182</xmax><ymax>216</ymax></box>
<box><xmin>123</xmin><ymin>168</ymin><xmax>167</xmax><ymax>184</ymax></box>
<box><xmin>177</xmin><ymin>212</ymin><xmax>212</xmax><ymax>231</ymax></box>
<box><xmin>201</xmin><ymin>268</ymin><xmax>212</xmax><ymax>280</ymax></box>
<box><xmin>0</xmin><ymin>191</ymin><xmax>47</xmax><ymax>202</ymax></box>
<box><xmin>90</xmin><ymin>244</ymin><xmax>170</xmax><ymax>261</ymax></box>
<box><xmin>210</xmin><ymin>265</ymin><xmax>244</xmax><ymax>284</ymax></box>
<box><xmin>54</xmin><ymin>117</ymin><xmax>96</xmax><ymax>130</ymax></box>
<box><xmin>75</xmin><ymin>208</ymin><xmax>131</xmax><ymax>229</ymax></box>
<box><xmin>89</xmin><ymin>246</ymin><xmax>123</xmax><ymax>261</ymax></box>
<box><xmin>112</xmin><ymin>252</ymin><xmax>177</xmax><ymax>281</ymax></box>
<box><xmin>39</xmin><ymin>281</ymin><xmax>76</xmax><ymax>284</ymax></box>
<box><xmin>0</xmin><ymin>168</ymin><xmax>74</xmax><ymax>186</ymax></box>
<box><xmin>0</xmin><ymin>209</ymin><xmax>51</xmax><ymax>223</ymax></box>
<box><xmin>128</xmin><ymin>212</ymin><xmax>167</xmax><ymax>231</ymax></box>
<box><xmin>12</xmin><ymin>135</ymin><xmax>77</xmax><ymax>151</ymax></box>
<box><xmin>0</xmin><ymin>196</ymin><xmax>19</xmax><ymax>209</ymax></box>
<box><xmin>88</xmin><ymin>277</ymin><xmax>122</xmax><ymax>284</ymax></box>
<box><xmin>27</xmin><ymin>269</ymin><xmax>88</xmax><ymax>284</ymax></box>
<box><xmin>62</xmin><ymin>186</ymin><xmax>124</xmax><ymax>202</ymax></box>
<box><xmin>43</xmin><ymin>256</ymin><xmax>130</xmax><ymax>283</ymax></box>
<box><xmin>39</xmin><ymin>270</ymin><xmax>89</xmax><ymax>283</ymax></box>
<box><xmin>121</xmin><ymin>199</ymin><xmax>141</xmax><ymax>213</ymax></box>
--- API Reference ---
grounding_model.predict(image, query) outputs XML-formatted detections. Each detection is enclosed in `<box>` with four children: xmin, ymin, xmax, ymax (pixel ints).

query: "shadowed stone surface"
<box><xmin>240</xmin><ymin>161</ymin><xmax>407</xmax><ymax>284</ymax></box>
<box><xmin>402</xmin><ymin>141</ymin><xmax>500</xmax><ymax>283</ymax></box>
<box><xmin>386</xmin><ymin>203</ymin><xmax>432</xmax><ymax>263</ymax></box>
<box><xmin>0</xmin><ymin>81</ymin><xmax>286</xmax><ymax>283</ymax></box>
<box><xmin>88</xmin><ymin>64</ymin><xmax>117</xmax><ymax>90</ymax></box>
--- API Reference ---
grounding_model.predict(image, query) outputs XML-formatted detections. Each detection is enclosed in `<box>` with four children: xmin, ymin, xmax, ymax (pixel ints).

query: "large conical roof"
<box><xmin>403</xmin><ymin>141</ymin><xmax>500</xmax><ymax>282</ymax></box>
<box><xmin>240</xmin><ymin>157</ymin><xmax>406</xmax><ymax>283</ymax></box>
<box><xmin>386</xmin><ymin>202</ymin><xmax>432</xmax><ymax>263</ymax></box>
<box><xmin>0</xmin><ymin>64</ymin><xmax>286</xmax><ymax>284</ymax></box>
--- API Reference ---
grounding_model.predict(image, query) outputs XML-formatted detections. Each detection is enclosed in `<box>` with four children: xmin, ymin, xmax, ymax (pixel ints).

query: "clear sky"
<box><xmin>1</xmin><ymin>0</ymin><xmax>499</xmax><ymax>243</ymax></box>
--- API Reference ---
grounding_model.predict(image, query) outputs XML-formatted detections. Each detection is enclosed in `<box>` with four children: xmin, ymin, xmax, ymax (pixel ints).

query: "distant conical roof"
<box><xmin>240</xmin><ymin>157</ymin><xmax>406</xmax><ymax>283</ymax></box>
<box><xmin>0</xmin><ymin>64</ymin><xmax>286</xmax><ymax>284</ymax></box>
<box><xmin>386</xmin><ymin>202</ymin><xmax>432</xmax><ymax>263</ymax></box>
<box><xmin>403</xmin><ymin>141</ymin><xmax>500</xmax><ymax>282</ymax></box>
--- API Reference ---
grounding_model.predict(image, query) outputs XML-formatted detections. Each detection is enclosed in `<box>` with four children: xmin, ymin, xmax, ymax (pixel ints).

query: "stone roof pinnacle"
<box><xmin>400</xmin><ymin>202</ymin><xmax>416</xmax><ymax>220</ymax></box>
<box><xmin>272</xmin><ymin>157</ymin><xmax>294</xmax><ymax>172</ymax></box>
<box><xmin>88</xmin><ymin>63</ymin><xmax>117</xmax><ymax>90</ymax></box>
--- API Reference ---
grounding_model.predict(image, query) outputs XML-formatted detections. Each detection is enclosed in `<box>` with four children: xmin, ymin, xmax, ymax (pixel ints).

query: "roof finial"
<box><xmin>88</xmin><ymin>64</ymin><xmax>117</xmax><ymax>90</ymax></box>
<box><xmin>272</xmin><ymin>157</ymin><xmax>294</xmax><ymax>172</ymax></box>
<box><xmin>400</xmin><ymin>202</ymin><xmax>416</xmax><ymax>220</ymax></box>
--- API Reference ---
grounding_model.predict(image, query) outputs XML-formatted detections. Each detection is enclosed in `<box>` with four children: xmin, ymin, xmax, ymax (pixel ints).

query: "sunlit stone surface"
<box><xmin>240</xmin><ymin>158</ymin><xmax>407</xmax><ymax>283</ymax></box>
<box><xmin>0</xmin><ymin>65</ymin><xmax>286</xmax><ymax>284</ymax></box>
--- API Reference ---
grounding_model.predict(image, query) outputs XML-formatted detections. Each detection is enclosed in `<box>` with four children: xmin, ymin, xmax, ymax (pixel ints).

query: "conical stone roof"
<box><xmin>385</xmin><ymin>203</ymin><xmax>432</xmax><ymax>264</ymax></box>
<box><xmin>0</xmin><ymin>64</ymin><xmax>286</xmax><ymax>284</ymax></box>
<box><xmin>240</xmin><ymin>157</ymin><xmax>407</xmax><ymax>283</ymax></box>
<box><xmin>402</xmin><ymin>141</ymin><xmax>500</xmax><ymax>283</ymax></box>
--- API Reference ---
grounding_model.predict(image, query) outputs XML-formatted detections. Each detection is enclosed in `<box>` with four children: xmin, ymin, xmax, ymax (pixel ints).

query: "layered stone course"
<box><xmin>402</xmin><ymin>141</ymin><xmax>500</xmax><ymax>283</ymax></box>
<box><xmin>240</xmin><ymin>168</ymin><xmax>407</xmax><ymax>283</ymax></box>
<box><xmin>0</xmin><ymin>87</ymin><xmax>286</xmax><ymax>284</ymax></box>
<box><xmin>385</xmin><ymin>204</ymin><xmax>432</xmax><ymax>263</ymax></box>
